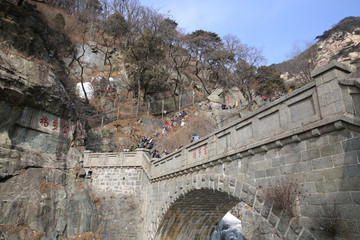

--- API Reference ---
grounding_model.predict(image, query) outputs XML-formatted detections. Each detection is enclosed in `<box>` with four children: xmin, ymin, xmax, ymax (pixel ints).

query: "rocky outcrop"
<box><xmin>0</xmin><ymin>2</ymin><xmax>99</xmax><ymax>238</ymax></box>
<box><xmin>0</xmin><ymin>48</ymin><xmax>77</xmax><ymax>154</ymax></box>
<box><xmin>316</xmin><ymin>25</ymin><xmax>360</xmax><ymax>68</ymax></box>
<box><xmin>146</xmin><ymin>89</ymin><xmax>194</xmax><ymax>115</ymax></box>
<box><xmin>0</xmin><ymin>154</ymin><xmax>98</xmax><ymax>239</ymax></box>
<box><xmin>86</xmin><ymin>126</ymin><xmax>118</xmax><ymax>152</ymax></box>
<box><xmin>140</xmin><ymin>117</ymin><xmax>165</xmax><ymax>132</ymax></box>
<box><xmin>276</xmin><ymin>17</ymin><xmax>360</xmax><ymax>82</ymax></box>
<box><xmin>0</xmin><ymin>50</ymin><xmax>99</xmax><ymax>238</ymax></box>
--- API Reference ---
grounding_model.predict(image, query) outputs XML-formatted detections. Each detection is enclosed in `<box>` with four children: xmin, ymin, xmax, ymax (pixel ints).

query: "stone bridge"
<box><xmin>83</xmin><ymin>62</ymin><xmax>360</xmax><ymax>240</ymax></box>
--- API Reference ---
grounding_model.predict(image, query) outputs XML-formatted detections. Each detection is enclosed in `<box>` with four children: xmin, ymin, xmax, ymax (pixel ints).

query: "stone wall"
<box><xmin>150</xmin><ymin>62</ymin><xmax>357</xmax><ymax>180</ymax></box>
<box><xmin>90</xmin><ymin>167</ymin><xmax>143</xmax><ymax>196</ymax></box>
<box><xmin>91</xmin><ymin>167</ymin><xmax>146</xmax><ymax>240</ymax></box>
<box><xmin>84</xmin><ymin>150</ymin><xmax>152</xmax><ymax>239</ymax></box>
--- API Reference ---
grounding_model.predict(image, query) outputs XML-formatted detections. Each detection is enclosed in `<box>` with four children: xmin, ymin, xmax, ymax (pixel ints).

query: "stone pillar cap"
<box><xmin>310</xmin><ymin>61</ymin><xmax>352</xmax><ymax>78</ymax></box>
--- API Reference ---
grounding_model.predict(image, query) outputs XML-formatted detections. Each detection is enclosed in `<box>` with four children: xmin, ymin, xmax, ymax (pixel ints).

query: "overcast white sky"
<box><xmin>139</xmin><ymin>0</ymin><xmax>360</xmax><ymax>65</ymax></box>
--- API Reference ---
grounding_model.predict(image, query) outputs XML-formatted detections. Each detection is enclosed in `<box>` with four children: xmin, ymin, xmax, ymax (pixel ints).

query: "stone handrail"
<box><xmin>83</xmin><ymin>148</ymin><xmax>152</xmax><ymax>178</ymax></box>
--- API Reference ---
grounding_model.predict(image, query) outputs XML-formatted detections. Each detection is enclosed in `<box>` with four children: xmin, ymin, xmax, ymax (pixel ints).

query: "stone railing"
<box><xmin>83</xmin><ymin>148</ymin><xmax>152</xmax><ymax>177</ymax></box>
<box><xmin>84</xmin><ymin>61</ymin><xmax>360</xmax><ymax>181</ymax></box>
<box><xmin>150</xmin><ymin>61</ymin><xmax>359</xmax><ymax>179</ymax></box>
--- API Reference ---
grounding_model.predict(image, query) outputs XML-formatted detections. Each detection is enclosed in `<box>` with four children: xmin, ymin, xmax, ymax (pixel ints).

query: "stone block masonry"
<box><xmin>87</xmin><ymin>165</ymin><xmax>149</xmax><ymax>240</ymax></box>
<box><xmin>90</xmin><ymin>167</ymin><xmax>143</xmax><ymax>196</ymax></box>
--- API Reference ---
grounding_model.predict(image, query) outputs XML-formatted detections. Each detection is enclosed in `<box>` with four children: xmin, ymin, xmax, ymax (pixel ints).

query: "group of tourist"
<box><xmin>150</xmin><ymin>149</ymin><xmax>168</xmax><ymax>158</ymax></box>
<box><xmin>124</xmin><ymin>109</ymin><xmax>204</xmax><ymax>158</ymax></box>
<box><xmin>162</xmin><ymin>110</ymin><xmax>190</xmax><ymax>133</ymax></box>
<box><xmin>221</xmin><ymin>101</ymin><xmax>241</xmax><ymax>110</ymax></box>
<box><xmin>123</xmin><ymin>135</ymin><xmax>170</xmax><ymax>159</ymax></box>
<box><xmin>124</xmin><ymin>136</ymin><xmax>155</xmax><ymax>152</ymax></box>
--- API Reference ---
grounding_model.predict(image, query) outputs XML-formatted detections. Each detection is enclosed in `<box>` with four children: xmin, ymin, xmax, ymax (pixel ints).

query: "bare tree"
<box><xmin>72</xmin><ymin>28</ymin><xmax>90</xmax><ymax>103</ymax></box>
<box><xmin>235</xmin><ymin>45</ymin><xmax>266</xmax><ymax>105</ymax></box>
<box><xmin>286</xmin><ymin>40</ymin><xmax>319</xmax><ymax>84</ymax></box>
<box><xmin>106</xmin><ymin>0</ymin><xmax>144</xmax><ymax>48</ymax></box>
<box><xmin>207</xmin><ymin>48</ymin><xmax>234</xmax><ymax>90</ymax></box>
<box><xmin>159</xmin><ymin>19</ymin><xmax>192</xmax><ymax>109</ymax></box>
<box><xmin>221</xmin><ymin>35</ymin><xmax>266</xmax><ymax>105</ymax></box>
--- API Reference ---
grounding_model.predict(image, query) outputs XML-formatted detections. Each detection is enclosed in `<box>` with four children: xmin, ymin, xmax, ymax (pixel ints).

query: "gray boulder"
<box><xmin>208</xmin><ymin>89</ymin><xmax>224</xmax><ymax>103</ymax></box>
<box><xmin>117</xmin><ymin>137</ymin><xmax>134</xmax><ymax>151</ymax></box>
<box><xmin>86</xmin><ymin>126</ymin><xmax>117</xmax><ymax>152</ymax></box>
<box><xmin>140</xmin><ymin>117</ymin><xmax>165</xmax><ymax>132</ymax></box>
<box><xmin>122</xmin><ymin>126</ymin><xmax>133</xmax><ymax>135</ymax></box>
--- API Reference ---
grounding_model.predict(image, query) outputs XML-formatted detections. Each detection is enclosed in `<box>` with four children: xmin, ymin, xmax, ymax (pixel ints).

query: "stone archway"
<box><xmin>149</xmin><ymin>172</ymin><xmax>314</xmax><ymax>240</ymax></box>
<box><xmin>154</xmin><ymin>189</ymin><xmax>239</xmax><ymax>240</ymax></box>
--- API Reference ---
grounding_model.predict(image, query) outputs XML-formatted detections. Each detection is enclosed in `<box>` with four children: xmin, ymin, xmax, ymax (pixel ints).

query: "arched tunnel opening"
<box><xmin>155</xmin><ymin>189</ymin><xmax>241</xmax><ymax>240</ymax></box>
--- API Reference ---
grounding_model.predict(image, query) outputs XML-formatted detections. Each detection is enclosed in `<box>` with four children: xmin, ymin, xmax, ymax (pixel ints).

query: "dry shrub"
<box><xmin>263</xmin><ymin>180</ymin><xmax>299</xmax><ymax>217</ymax></box>
<box><xmin>39</xmin><ymin>182</ymin><xmax>63</xmax><ymax>193</ymax></box>
<box><xmin>52</xmin><ymin>13</ymin><xmax>65</xmax><ymax>31</ymax></box>
<box><xmin>33</xmin><ymin>2</ymin><xmax>83</xmax><ymax>43</ymax></box>
<box><xmin>319</xmin><ymin>218</ymin><xmax>340</xmax><ymax>235</ymax></box>
<box><xmin>0</xmin><ymin>223</ymin><xmax>46</xmax><ymax>240</ymax></box>
<box><xmin>73</xmin><ymin>166</ymin><xmax>81</xmax><ymax>171</ymax></box>
<box><xmin>154</xmin><ymin>112</ymin><xmax>217</xmax><ymax>153</ymax></box>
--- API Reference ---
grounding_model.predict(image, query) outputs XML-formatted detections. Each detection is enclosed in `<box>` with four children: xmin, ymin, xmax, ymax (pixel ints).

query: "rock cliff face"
<box><xmin>316</xmin><ymin>25</ymin><xmax>360</xmax><ymax>68</ymax></box>
<box><xmin>276</xmin><ymin>17</ymin><xmax>360</xmax><ymax>82</ymax></box>
<box><xmin>0</xmin><ymin>1</ymin><xmax>99</xmax><ymax>239</ymax></box>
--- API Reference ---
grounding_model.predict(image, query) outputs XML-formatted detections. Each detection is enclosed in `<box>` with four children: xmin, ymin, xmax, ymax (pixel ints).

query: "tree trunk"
<box><xmin>79</xmin><ymin>66</ymin><xmax>89</xmax><ymax>103</ymax></box>
<box><xmin>136</xmin><ymin>77</ymin><xmax>141</xmax><ymax>119</ymax></box>
<box><xmin>195</xmin><ymin>72</ymin><xmax>210</xmax><ymax>95</ymax></box>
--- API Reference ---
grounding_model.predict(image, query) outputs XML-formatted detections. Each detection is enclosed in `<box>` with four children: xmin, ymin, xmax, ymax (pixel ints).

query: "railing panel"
<box><xmin>259</xmin><ymin>110</ymin><xmax>280</xmax><ymax>137</ymax></box>
<box><xmin>236</xmin><ymin>123</ymin><xmax>253</xmax><ymax>147</ymax></box>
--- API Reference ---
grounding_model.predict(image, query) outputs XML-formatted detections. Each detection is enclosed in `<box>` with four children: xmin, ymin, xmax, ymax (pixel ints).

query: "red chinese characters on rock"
<box><xmin>192</xmin><ymin>145</ymin><xmax>208</xmax><ymax>159</ymax></box>
<box><xmin>40</xmin><ymin>116</ymin><xmax>49</xmax><ymax>127</ymax></box>
<box><xmin>52</xmin><ymin>120</ymin><xmax>58</xmax><ymax>130</ymax></box>
<box><xmin>62</xmin><ymin>125</ymin><xmax>68</xmax><ymax>135</ymax></box>
<box><xmin>39</xmin><ymin>117</ymin><xmax>68</xmax><ymax>135</ymax></box>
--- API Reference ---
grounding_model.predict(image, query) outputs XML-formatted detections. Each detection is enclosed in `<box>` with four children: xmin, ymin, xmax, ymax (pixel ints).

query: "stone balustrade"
<box><xmin>83</xmin><ymin>148</ymin><xmax>152</xmax><ymax>177</ymax></box>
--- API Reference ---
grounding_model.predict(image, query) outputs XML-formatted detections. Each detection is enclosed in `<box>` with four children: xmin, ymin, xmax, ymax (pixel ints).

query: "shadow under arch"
<box><xmin>154</xmin><ymin>189</ymin><xmax>239</xmax><ymax>240</ymax></box>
